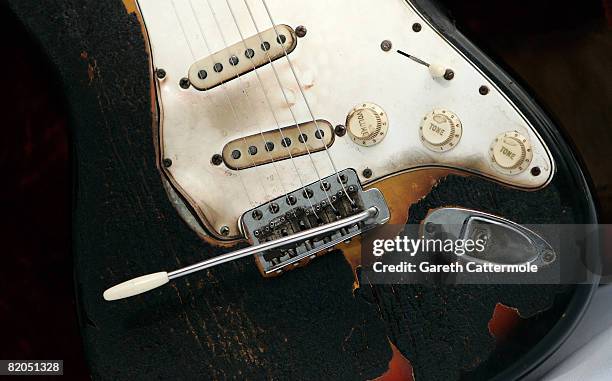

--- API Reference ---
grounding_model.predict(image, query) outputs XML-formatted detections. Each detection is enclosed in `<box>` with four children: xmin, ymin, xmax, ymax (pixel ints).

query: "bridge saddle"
<box><xmin>240</xmin><ymin>169</ymin><xmax>390</xmax><ymax>276</ymax></box>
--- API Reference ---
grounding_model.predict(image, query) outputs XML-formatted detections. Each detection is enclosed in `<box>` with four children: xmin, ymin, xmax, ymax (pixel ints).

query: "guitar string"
<box><xmin>170</xmin><ymin>0</ymin><xmax>258</xmax><ymax>209</ymax></box>
<box><xmin>176</xmin><ymin>0</ymin><xmax>274</xmax><ymax>208</ymax></box>
<box><xmin>240</xmin><ymin>0</ymin><xmax>337</xmax><ymax>212</ymax></box>
<box><xmin>200</xmin><ymin>0</ymin><xmax>316</xmax><ymax>218</ymax></box>
<box><xmin>258</xmin><ymin>0</ymin><xmax>355</xmax><ymax>205</ymax></box>
<box><xmin>221</xmin><ymin>0</ymin><xmax>321</xmax><ymax>217</ymax></box>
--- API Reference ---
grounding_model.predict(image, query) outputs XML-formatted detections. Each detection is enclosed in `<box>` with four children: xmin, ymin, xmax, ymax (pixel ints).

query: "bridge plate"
<box><xmin>240</xmin><ymin>169</ymin><xmax>389</xmax><ymax>276</ymax></box>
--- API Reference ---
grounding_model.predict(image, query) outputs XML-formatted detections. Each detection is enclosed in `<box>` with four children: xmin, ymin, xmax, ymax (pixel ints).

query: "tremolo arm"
<box><xmin>103</xmin><ymin>169</ymin><xmax>389</xmax><ymax>300</ymax></box>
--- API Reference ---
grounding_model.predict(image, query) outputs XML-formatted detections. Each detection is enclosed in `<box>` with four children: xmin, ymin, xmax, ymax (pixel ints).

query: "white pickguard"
<box><xmin>136</xmin><ymin>0</ymin><xmax>554</xmax><ymax>239</ymax></box>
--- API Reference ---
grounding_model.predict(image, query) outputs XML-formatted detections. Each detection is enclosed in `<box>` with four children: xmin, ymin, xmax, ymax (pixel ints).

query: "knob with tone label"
<box><xmin>346</xmin><ymin>103</ymin><xmax>388</xmax><ymax>147</ymax></box>
<box><xmin>489</xmin><ymin>131</ymin><xmax>533</xmax><ymax>175</ymax></box>
<box><xmin>419</xmin><ymin>109</ymin><xmax>462</xmax><ymax>152</ymax></box>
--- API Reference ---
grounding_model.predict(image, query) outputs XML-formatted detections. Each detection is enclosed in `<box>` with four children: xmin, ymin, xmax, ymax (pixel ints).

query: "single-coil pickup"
<box><xmin>188</xmin><ymin>25</ymin><xmax>297</xmax><ymax>91</ymax></box>
<box><xmin>222</xmin><ymin>120</ymin><xmax>334</xmax><ymax>170</ymax></box>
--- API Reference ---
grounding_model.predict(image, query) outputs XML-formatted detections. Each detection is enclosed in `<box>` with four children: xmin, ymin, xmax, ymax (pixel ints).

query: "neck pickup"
<box><xmin>188</xmin><ymin>24</ymin><xmax>297</xmax><ymax>91</ymax></box>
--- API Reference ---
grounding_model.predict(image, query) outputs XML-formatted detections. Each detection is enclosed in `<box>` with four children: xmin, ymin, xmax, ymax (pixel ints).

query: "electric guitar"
<box><xmin>7</xmin><ymin>0</ymin><xmax>599</xmax><ymax>379</ymax></box>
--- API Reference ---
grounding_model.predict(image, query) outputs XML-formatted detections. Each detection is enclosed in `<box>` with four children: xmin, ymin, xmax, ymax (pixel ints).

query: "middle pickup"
<box><xmin>188</xmin><ymin>25</ymin><xmax>298</xmax><ymax>91</ymax></box>
<box><xmin>222</xmin><ymin>120</ymin><xmax>334</xmax><ymax>170</ymax></box>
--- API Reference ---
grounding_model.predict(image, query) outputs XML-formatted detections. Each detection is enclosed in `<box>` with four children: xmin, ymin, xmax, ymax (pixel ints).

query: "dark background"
<box><xmin>0</xmin><ymin>0</ymin><xmax>610</xmax><ymax>379</ymax></box>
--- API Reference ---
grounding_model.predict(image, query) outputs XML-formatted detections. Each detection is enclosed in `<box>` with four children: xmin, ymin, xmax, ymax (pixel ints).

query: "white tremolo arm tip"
<box><xmin>103</xmin><ymin>272</ymin><xmax>169</xmax><ymax>301</ymax></box>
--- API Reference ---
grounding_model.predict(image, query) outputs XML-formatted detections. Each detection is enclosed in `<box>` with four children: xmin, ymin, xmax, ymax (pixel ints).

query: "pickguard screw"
<box><xmin>295</xmin><ymin>25</ymin><xmax>307</xmax><ymax>38</ymax></box>
<box><xmin>362</xmin><ymin>168</ymin><xmax>373</xmax><ymax>179</ymax></box>
<box><xmin>479</xmin><ymin>85</ymin><xmax>490</xmax><ymax>95</ymax></box>
<box><xmin>531</xmin><ymin>167</ymin><xmax>542</xmax><ymax>177</ymax></box>
<box><xmin>179</xmin><ymin>77</ymin><xmax>190</xmax><ymax>89</ymax></box>
<box><xmin>543</xmin><ymin>250</ymin><xmax>556</xmax><ymax>263</ymax></box>
<box><xmin>425</xmin><ymin>222</ymin><xmax>437</xmax><ymax>234</ymax></box>
<box><xmin>220</xmin><ymin>226</ymin><xmax>231</xmax><ymax>236</ymax></box>
<box><xmin>162</xmin><ymin>158</ymin><xmax>173</xmax><ymax>168</ymax></box>
<box><xmin>444</xmin><ymin>69</ymin><xmax>455</xmax><ymax>81</ymax></box>
<box><xmin>381</xmin><ymin>40</ymin><xmax>393</xmax><ymax>52</ymax></box>
<box><xmin>412</xmin><ymin>23</ymin><xmax>422</xmax><ymax>32</ymax></box>
<box><xmin>156</xmin><ymin>68</ymin><xmax>166</xmax><ymax>79</ymax></box>
<box><xmin>335</xmin><ymin>125</ymin><xmax>347</xmax><ymax>137</ymax></box>
<box><xmin>252</xmin><ymin>210</ymin><xmax>263</xmax><ymax>220</ymax></box>
<box><xmin>211</xmin><ymin>154</ymin><xmax>223</xmax><ymax>166</ymax></box>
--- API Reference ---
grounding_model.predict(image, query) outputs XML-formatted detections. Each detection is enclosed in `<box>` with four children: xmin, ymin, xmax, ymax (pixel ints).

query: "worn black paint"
<box><xmin>6</xmin><ymin>0</ymin><xmax>599</xmax><ymax>380</ymax></box>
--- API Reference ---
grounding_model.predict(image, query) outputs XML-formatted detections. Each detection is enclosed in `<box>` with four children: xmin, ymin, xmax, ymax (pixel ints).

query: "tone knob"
<box><xmin>489</xmin><ymin>131</ymin><xmax>533</xmax><ymax>175</ymax></box>
<box><xmin>419</xmin><ymin>109</ymin><xmax>462</xmax><ymax>152</ymax></box>
<box><xmin>346</xmin><ymin>103</ymin><xmax>388</xmax><ymax>147</ymax></box>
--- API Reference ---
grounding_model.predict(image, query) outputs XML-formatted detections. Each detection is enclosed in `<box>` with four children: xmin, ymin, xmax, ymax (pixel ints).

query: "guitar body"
<box><xmin>6</xmin><ymin>0</ymin><xmax>599</xmax><ymax>380</ymax></box>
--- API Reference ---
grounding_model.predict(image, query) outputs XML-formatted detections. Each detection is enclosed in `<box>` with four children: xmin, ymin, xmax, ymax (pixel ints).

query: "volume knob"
<box><xmin>489</xmin><ymin>131</ymin><xmax>533</xmax><ymax>175</ymax></box>
<box><xmin>346</xmin><ymin>103</ymin><xmax>388</xmax><ymax>147</ymax></box>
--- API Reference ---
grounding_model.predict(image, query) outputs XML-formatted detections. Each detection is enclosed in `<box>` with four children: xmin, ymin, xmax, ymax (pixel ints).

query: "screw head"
<box><xmin>198</xmin><ymin>70</ymin><xmax>208</xmax><ymax>80</ymax></box>
<box><xmin>252</xmin><ymin>210</ymin><xmax>263</xmax><ymax>220</ymax></box>
<box><xmin>444</xmin><ymin>69</ymin><xmax>455</xmax><ymax>81</ymax></box>
<box><xmin>303</xmin><ymin>188</ymin><xmax>314</xmax><ymax>199</ymax></box>
<box><xmin>531</xmin><ymin>167</ymin><xmax>542</xmax><ymax>177</ymax></box>
<box><xmin>286</xmin><ymin>195</ymin><xmax>297</xmax><ymax>206</ymax></box>
<box><xmin>295</xmin><ymin>25</ymin><xmax>307</xmax><ymax>38</ymax></box>
<box><xmin>211</xmin><ymin>154</ymin><xmax>223</xmax><ymax>166</ymax></box>
<box><xmin>363</xmin><ymin>168</ymin><xmax>373</xmax><ymax>179</ymax></box>
<box><xmin>162</xmin><ymin>158</ymin><xmax>173</xmax><ymax>168</ymax></box>
<box><xmin>335</xmin><ymin>125</ymin><xmax>347</xmax><ymax>137</ymax></box>
<box><xmin>412</xmin><ymin>23</ymin><xmax>422</xmax><ymax>32</ymax></box>
<box><xmin>179</xmin><ymin>77</ymin><xmax>190</xmax><ymax>89</ymax></box>
<box><xmin>543</xmin><ymin>250</ymin><xmax>556</xmax><ymax>263</ymax></box>
<box><xmin>269</xmin><ymin>203</ymin><xmax>280</xmax><ymax>214</ymax></box>
<box><xmin>220</xmin><ymin>226</ymin><xmax>231</xmax><ymax>236</ymax></box>
<box><xmin>381</xmin><ymin>40</ymin><xmax>393</xmax><ymax>52</ymax></box>
<box><xmin>156</xmin><ymin>68</ymin><xmax>166</xmax><ymax>79</ymax></box>
<box><xmin>479</xmin><ymin>85</ymin><xmax>490</xmax><ymax>95</ymax></box>
<box><xmin>425</xmin><ymin>222</ymin><xmax>437</xmax><ymax>234</ymax></box>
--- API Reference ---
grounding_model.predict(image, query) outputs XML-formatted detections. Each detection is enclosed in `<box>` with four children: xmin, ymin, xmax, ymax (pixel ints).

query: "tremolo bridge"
<box><xmin>241</xmin><ymin>169</ymin><xmax>390</xmax><ymax>276</ymax></box>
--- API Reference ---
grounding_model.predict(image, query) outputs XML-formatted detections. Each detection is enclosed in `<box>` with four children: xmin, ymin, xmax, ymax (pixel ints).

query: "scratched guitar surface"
<box><xmin>6</xmin><ymin>1</ymin><xmax>592</xmax><ymax>380</ymax></box>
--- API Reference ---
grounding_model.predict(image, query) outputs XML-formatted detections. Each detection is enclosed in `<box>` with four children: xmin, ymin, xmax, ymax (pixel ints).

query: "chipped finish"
<box><xmin>341</xmin><ymin>168</ymin><xmax>459</xmax><ymax>280</ymax></box>
<box><xmin>122</xmin><ymin>0</ymin><xmax>138</xmax><ymax>14</ymax></box>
